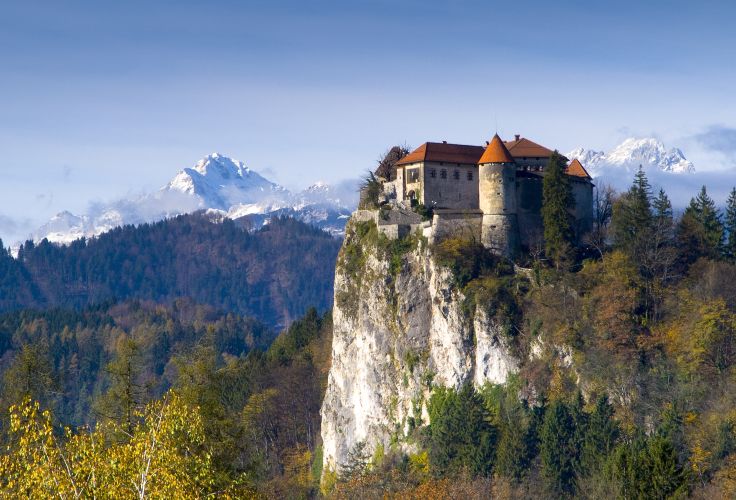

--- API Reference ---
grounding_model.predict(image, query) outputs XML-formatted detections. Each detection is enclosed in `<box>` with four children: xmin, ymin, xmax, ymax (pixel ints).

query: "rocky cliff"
<box><xmin>320</xmin><ymin>217</ymin><xmax>521</xmax><ymax>475</ymax></box>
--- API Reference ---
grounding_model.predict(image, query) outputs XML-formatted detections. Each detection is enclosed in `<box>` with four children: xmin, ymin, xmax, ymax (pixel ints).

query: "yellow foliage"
<box><xmin>408</xmin><ymin>450</ymin><xmax>430</xmax><ymax>478</ymax></box>
<box><xmin>0</xmin><ymin>392</ymin><xmax>241</xmax><ymax>499</ymax></box>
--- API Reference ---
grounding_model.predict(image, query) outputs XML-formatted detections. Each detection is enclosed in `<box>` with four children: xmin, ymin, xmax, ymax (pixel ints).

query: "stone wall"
<box><xmin>421</xmin><ymin>161</ymin><xmax>479</xmax><ymax>210</ymax></box>
<box><xmin>428</xmin><ymin>210</ymin><xmax>482</xmax><ymax>244</ymax></box>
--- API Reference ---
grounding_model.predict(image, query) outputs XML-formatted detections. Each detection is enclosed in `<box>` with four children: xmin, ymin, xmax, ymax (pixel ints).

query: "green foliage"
<box><xmin>426</xmin><ymin>385</ymin><xmax>497</xmax><ymax>477</ymax></box>
<box><xmin>359</xmin><ymin>171</ymin><xmax>383</xmax><ymax>209</ymax></box>
<box><xmin>606</xmin><ymin>435</ymin><xmax>687</xmax><ymax>499</ymax></box>
<box><xmin>2</xmin><ymin>214</ymin><xmax>339</xmax><ymax>327</ymax></box>
<box><xmin>726</xmin><ymin>187</ymin><xmax>736</xmax><ymax>261</ymax></box>
<box><xmin>413</xmin><ymin>203</ymin><xmax>433</xmax><ymax>221</ymax></box>
<box><xmin>678</xmin><ymin>185</ymin><xmax>725</xmax><ymax>263</ymax></box>
<box><xmin>540</xmin><ymin>398</ymin><xmax>581</xmax><ymax>496</ymax></box>
<box><xmin>0</xmin><ymin>299</ymin><xmax>272</xmax><ymax>428</ymax></box>
<box><xmin>433</xmin><ymin>237</ymin><xmax>505</xmax><ymax>289</ymax></box>
<box><xmin>484</xmin><ymin>380</ymin><xmax>542</xmax><ymax>483</ymax></box>
<box><xmin>542</xmin><ymin>151</ymin><xmax>576</xmax><ymax>267</ymax></box>
<box><xmin>612</xmin><ymin>166</ymin><xmax>654</xmax><ymax>257</ymax></box>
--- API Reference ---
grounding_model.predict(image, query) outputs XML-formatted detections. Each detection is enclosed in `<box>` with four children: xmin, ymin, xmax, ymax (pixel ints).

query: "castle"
<box><xmin>375</xmin><ymin>134</ymin><xmax>593</xmax><ymax>257</ymax></box>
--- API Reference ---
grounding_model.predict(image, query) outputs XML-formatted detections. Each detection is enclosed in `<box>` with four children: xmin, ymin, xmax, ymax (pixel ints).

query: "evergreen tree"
<box><xmin>540</xmin><ymin>399</ymin><xmax>578</xmax><ymax>496</ymax></box>
<box><xmin>580</xmin><ymin>395</ymin><xmax>619</xmax><ymax>475</ymax></box>
<box><xmin>542</xmin><ymin>151</ymin><xmax>576</xmax><ymax>267</ymax></box>
<box><xmin>678</xmin><ymin>185</ymin><xmax>725</xmax><ymax>262</ymax></box>
<box><xmin>427</xmin><ymin>384</ymin><xmax>497</xmax><ymax>477</ymax></box>
<box><xmin>611</xmin><ymin>166</ymin><xmax>653</xmax><ymax>259</ymax></box>
<box><xmin>652</xmin><ymin>188</ymin><xmax>673</xmax><ymax>228</ymax></box>
<box><xmin>725</xmin><ymin>187</ymin><xmax>736</xmax><ymax>260</ymax></box>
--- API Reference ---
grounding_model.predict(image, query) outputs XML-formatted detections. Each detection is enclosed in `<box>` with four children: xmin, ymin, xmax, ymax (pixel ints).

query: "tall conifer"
<box><xmin>725</xmin><ymin>187</ymin><xmax>736</xmax><ymax>260</ymax></box>
<box><xmin>542</xmin><ymin>151</ymin><xmax>575</xmax><ymax>267</ymax></box>
<box><xmin>611</xmin><ymin>166</ymin><xmax>653</xmax><ymax>257</ymax></box>
<box><xmin>680</xmin><ymin>185</ymin><xmax>724</xmax><ymax>260</ymax></box>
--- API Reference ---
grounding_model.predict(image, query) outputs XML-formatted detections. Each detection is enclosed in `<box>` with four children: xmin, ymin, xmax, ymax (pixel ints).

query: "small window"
<box><xmin>440</xmin><ymin>169</ymin><xmax>447</xmax><ymax>179</ymax></box>
<box><xmin>453</xmin><ymin>170</ymin><xmax>460</xmax><ymax>180</ymax></box>
<box><xmin>406</xmin><ymin>168</ymin><xmax>420</xmax><ymax>182</ymax></box>
<box><xmin>430</xmin><ymin>169</ymin><xmax>436</xmax><ymax>178</ymax></box>
<box><xmin>467</xmin><ymin>171</ymin><xmax>473</xmax><ymax>181</ymax></box>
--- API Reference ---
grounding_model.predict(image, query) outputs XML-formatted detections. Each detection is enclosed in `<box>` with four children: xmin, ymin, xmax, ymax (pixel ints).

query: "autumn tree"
<box><xmin>375</xmin><ymin>145</ymin><xmax>411</xmax><ymax>181</ymax></box>
<box><xmin>0</xmin><ymin>393</ymin><xmax>244</xmax><ymax>498</ymax></box>
<box><xmin>589</xmin><ymin>183</ymin><xmax>616</xmax><ymax>255</ymax></box>
<box><xmin>1</xmin><ymin>343</ymin><xmax>58</xmax><ymax>412</ymax></box>
<box><xmin>93</xmin><ymin>335</ymin><xmax>152</xmax><ymax>437</ymax></box>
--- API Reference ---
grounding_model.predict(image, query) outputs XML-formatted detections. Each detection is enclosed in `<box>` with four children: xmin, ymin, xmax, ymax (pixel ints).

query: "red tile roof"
<box><xmin>503</xmin><ymin>137</ymin><xmax>554</xmax><ymax>158</ymax></box>
<box><xmin>395</xmin><ymin>142</ymin><xmax>484</xmax><ymax>166</ymax></box>
<box><xmin>566</xmin><ymin>158</ymin><xmax>592</xmax><ymax>179</ymax></box>
<box><xmin>479</xmin><ymin>134</ymin><xmax>515</xmax><ymax>164</ymax></box>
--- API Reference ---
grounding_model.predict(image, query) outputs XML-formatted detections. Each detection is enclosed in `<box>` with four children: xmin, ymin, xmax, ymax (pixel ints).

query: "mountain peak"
<box><xmin>567</xmin><ymin>137</ymin><xmax>695</xmax><ymax>176</ymax></box>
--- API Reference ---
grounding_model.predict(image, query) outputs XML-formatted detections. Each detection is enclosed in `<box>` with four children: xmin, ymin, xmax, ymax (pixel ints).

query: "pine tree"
<box><xmin>611</xmin><ymin>166</ymin><xmax>653</xmax><ymax>259</ymax></box>
<box><xmin>542</xmin><ymin>151</ymin><xmax>576</xmax><ymax>268</ymax></box>
<box><xmin>652</xmin><ymin>188</ymin><xmax>673</xmax><ymax>228</ymax></box>
<box><xmin>540</xmin><ymin>399</ymin><xmax>578</xmax><ymax>495</ymax></box>
<box><xmin>427</xmin><ymin>385</ymin><xmax>497</xmax><ymax>477</ymax></box>
<box><xmin>679</xmin><ymin>185</ymin><xmax>725</xmax><ymax>262</ymax></box>
<box><xmin>580</xmin><ymin>395</ymin><xmax>619</xmax><ymax>475</ymax></box>
<box><xmin>725</xmin><ymin>187</ymin><xmax>736</xmax><ymax>260</ymax></box>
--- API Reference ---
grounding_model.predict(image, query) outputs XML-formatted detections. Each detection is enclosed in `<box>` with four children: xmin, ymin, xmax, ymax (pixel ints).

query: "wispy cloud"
<box><xmin>694</xmin><ymin>125</ymin><xmax>736</xmax><ymax>155</ymax></box>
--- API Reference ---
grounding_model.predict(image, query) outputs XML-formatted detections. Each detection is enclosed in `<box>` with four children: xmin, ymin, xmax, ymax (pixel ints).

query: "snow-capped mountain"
<box><xmin>30</xmin><ymin>153</ymin><xmax>356</xmax><ymax>245</ymax></box>
<box><xmin>567</xmin><ymin>137</ymin><xmax>695</xmax><ymax>177</ymax></box>
<box><xmin>164</xmin><ymin>153</ymin><xmax>288</xmax><ymax>210</ymax></box>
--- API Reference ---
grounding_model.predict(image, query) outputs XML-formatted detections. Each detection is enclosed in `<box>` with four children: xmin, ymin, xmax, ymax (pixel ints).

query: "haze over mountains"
<box><xmin>6</xmin><ymin>136</ymin><xmax>720</xmax><ymax>248</ymax></box>
<box><xmin>30</xmin><ymin>153</ymin><xmax>356</xmax><ymax>246</ymax></box>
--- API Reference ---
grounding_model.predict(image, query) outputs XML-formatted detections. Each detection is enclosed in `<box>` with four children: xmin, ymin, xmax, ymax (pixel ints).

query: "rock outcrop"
<box><xmin>320</xmin><ymin>217</ymin><xmax>519</xmax><ymax>475</ymax></box>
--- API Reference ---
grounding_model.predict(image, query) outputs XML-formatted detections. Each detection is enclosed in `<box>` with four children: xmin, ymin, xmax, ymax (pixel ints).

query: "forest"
<box><xmin>4</xmin><ymin>159</ymin><xmax>736</xmax><ymax>498</ymax></box>
<box><xmin>0</xmin><ymin>213</ymin><xmax>340</xmax><ymax>328</ymax></box>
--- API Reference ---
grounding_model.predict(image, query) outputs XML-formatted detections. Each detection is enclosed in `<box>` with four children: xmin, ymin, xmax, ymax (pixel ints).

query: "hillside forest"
<box><xmin>3</xmin><ymin>161</ymin><xmax>736</xmax><ymax>498</ymax></box>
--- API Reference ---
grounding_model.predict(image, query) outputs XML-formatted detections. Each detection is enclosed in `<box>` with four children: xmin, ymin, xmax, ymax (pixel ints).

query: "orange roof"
<box><xmin>395</xmin><ymin>142</ymin><xmax>484</xmax><ymax>166</ymax></box>
<box><xmin>504</xmin><ymin>136</ymin><xmax>554</xmax><ymax>158</ymax></box>
<box><xmin>478</xmin><ymin>134</ymin><xmax>515</xmax><ymax>164</ymax></box>
<box><xmin>566</xmin><ymin>158</ymin><xmax>592</xmax><ymax>179</ymax></box>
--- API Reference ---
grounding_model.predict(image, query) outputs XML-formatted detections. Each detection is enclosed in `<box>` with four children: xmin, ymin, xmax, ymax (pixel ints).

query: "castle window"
<box><xmin>430</xmin><ymin>169</ymin><xmax>436</xmax><ymax>178</ymax></box>
<box><xmin>440</xmin><ymin>169</ymin><xmax>447</xmax><ymax>179</ymax></box>
<box><xmin>453</xmin><ymin>170</ymin><xmax>460</xmax><ymax>180</ymax></box>
<box><xmin>467</xmin><ymin>171</ymin><xmax>473</xmax><ymax>181</ymax></box>
<box><xmin>407</xmin><ymin>168</ymin><xmax>420</xmax><ymax>182</ymax></box>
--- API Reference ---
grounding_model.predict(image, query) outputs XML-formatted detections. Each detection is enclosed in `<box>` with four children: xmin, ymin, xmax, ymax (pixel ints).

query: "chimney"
<box><xmin>485</xmin><ymin>141</ymin><xmax>489</xmax><ymax>145</ymax></box>
<box><xmin>442</xmin><ymin>140</ymin><xmax>447</xmax><ymax>144</ymax></box>
<box><xmin>514</xmin><ymin>134</ymin><xmax>520</xmax><ymax>141</ymax></box>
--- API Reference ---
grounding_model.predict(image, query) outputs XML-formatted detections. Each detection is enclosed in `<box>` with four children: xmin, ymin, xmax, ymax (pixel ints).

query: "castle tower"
<box><xmin>478</xmin><ymin>134</ymin><xmax>520</xmax><ymax>257</ymax></box>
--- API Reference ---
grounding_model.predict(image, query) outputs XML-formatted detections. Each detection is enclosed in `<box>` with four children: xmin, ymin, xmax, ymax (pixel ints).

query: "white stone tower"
<box><xmin>478</xmin><ymin>134</ymin><xmax>520</xmax><ymax>257</ymax></box>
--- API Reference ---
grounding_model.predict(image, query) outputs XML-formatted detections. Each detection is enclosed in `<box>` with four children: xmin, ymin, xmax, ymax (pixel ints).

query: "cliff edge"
<box><xmin>320</xmin><ymin>215</ymin><xmax>521</xmax><ymax>475</ymax></box>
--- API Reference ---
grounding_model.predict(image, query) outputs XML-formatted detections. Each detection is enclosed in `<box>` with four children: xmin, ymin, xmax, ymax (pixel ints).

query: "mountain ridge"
<box><xmin>567</xmin><ymin>137</ymin><xmax>695</xmax><ymax>176</ymax></box>
<box><xmin>29</xmin><ymin>153</ymin><xmax>356</xmax><ymax>247</ymax></box>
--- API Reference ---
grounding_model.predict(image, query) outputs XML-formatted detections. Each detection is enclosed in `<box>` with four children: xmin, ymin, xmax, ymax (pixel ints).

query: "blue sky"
<box><xmin>1</xmin><ymin>0</ymin><xmax>736</xmax><ymax>243</ymax></box>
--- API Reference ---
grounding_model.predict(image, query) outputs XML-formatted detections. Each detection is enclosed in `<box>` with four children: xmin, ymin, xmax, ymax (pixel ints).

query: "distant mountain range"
<box><xmin>567</xmin><ymin>137</ymin><xmax>695</xmax><ymax>177</ymax></box>
<box><xmin>32</xmin><ymin>153</ymin><xmax>357</xmax><ymax>245</ymax></box>
<box><xmin>28</xmin><ymin>138</ymin><xmax>695</xmax><ymax>246</ymax></box>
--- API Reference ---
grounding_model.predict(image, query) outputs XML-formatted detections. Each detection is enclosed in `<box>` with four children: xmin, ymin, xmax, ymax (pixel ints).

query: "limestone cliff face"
<box><xmin>320</xmin><ymin>218</ymin><xmax>519</xmax><ymax>474</ymax></box>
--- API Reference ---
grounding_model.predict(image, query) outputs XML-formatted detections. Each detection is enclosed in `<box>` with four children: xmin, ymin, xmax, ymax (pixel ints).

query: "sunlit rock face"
<box><xmin>320</xmin><ymin>218</ymin><xmax>518</xmax><ymax>475</ymax></box>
